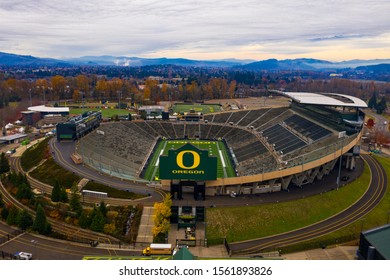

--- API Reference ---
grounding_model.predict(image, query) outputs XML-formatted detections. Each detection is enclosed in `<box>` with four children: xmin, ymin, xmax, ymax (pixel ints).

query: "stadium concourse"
<box><xmin>71</xmin><ymin>91</ymin><xmax>367</xmax><ymax>200</ymax></box>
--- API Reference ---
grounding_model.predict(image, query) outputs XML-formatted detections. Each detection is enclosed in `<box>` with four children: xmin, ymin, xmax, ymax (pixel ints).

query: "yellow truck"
<box><xmin>142</xmin><ymin>243</ymin><xmax>173</xmax><ymax>256</ymax></box>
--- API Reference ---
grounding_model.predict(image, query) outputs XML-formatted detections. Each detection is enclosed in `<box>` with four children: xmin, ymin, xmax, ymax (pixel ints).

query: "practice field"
<box><xmin>143</xmin><ymin>139</ymin><xmax>236</xmax><ymax>181</ymax></box>
<box><xmin>70</xmin><ymin>108</ymin><xmax>133</xmax><ymax>118</ymax></box>
<box><xmin>172</xmin><ymin>103</ymin><xmax>222</xmax><ymax>114</ymax></box>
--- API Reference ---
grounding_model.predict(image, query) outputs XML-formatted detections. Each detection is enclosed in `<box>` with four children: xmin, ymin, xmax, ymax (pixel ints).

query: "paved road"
<box><xmin>0</xmin><ymin>221</ymin><xmax>140</xmax><ymax>260</ymax></box>
<box><xmin>229</xmin><ymin>154</ymin><xmax>387</xmax><ymax>254</ymax></box>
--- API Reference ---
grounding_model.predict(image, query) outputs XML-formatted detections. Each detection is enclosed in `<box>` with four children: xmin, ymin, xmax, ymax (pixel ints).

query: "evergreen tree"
<box><xmin>60</xmin><ymin>188</ymin><xmax>68</xmax><ymax>203</ymax></box>
<box><xmin>33</xmin><ymin>204</ymin><xmax>51</xmax><ymax>234</ymax></box>
<box><xmin>368</xmin><ymin>93</ymin><xmax>377</xmax><ymax>109</ymax></box>
<box><xmin>98</xmin><ymin>201</ymin><xmax>107</xmax><ymax>217</ymax></box>
<box><xmin>16</xmin><ymin>183</ymin><xmax>33</xmax><ymax>200</ymax></box>
<box><xmin>376</xmin><ymin>97</ymin><xmax>387</xmax><ymax>114</ymax></box>
<box><xmin>0</xmin><ymin>193</ymin><xmax>4</xmax><ymax>208</ymax></box>
<box><xmin>6</xmin><ymin>206</ymin><xmax>20</xmax><ymax>226</ymax></box>
<box><xmin>0</xmin><ymin>152</ymin><xmax>10</xmax><ymax>174</ymax></box>
<box><xmin>51</xmin><ymin>181</ymin><xmax>61</xmax><ymax>202</ymax></box>
<box><xmin>69</xmin><ymin>188</ymin><xmax>82</xmax><ymax>216</ymax></box>
<box><xmin>17</xmin><ymin>209</ymin><xmax>33</xmax><ymax>230</ymax></box>
<box><xmin>78</xmin><ymin>210</ymin><xmax>92</xmax><ymax>229</ymax></box>
<box><xmin>90</xmin><ymin>209</ymin><xmax>105</xmax><ymax>232</ymax></box>
<box><xmin>1</xmin><ymin>206</ymin><xmax>9</xmax><ymax>220</ymax></box>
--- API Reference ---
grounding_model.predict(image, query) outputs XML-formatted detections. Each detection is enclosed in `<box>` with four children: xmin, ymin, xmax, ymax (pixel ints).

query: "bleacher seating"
<box><xmin>233</xmin><ymin>140</ymin><xmax>269</xmax><ymax>162</ymax></box>
<box><xmin>212</xmin><ymin>112</ymin><xmax>232</xmax><ymax>124</ymax></box>
<box><xmin>84</xmin><ymin>122</ymin><xmax>155</xmax><ymax>167</ymax></box>
<box><xmin>224</xmin><ymin>127</ymin><xmax>258</xmax><ymax>149</ymax></box>
<box><xmin>147</xmin><ymin>122</ymin><xmax>169</xmax><ymax>138</ymax></box>
<box><xmin>226</xmin><ymin>110</ymin><xmax>250</xmax><ymax>125</ymax></box>
<box><xmin>284</xmin><ymin>114</ymin><xmax>332</xmax><ymax>141</ymax></box>
<box><xmin>262</xmin><ymin>124</ymin><xmax>307</xmax><ymax>154</ymax></box>
<box><xmin>203</xmin><ymin>115</ymin><xmax>214</xmax><ymax>123</ymax></box>
<box><xmin>132</xmin><ymin>121</ymin><xmax>160</xmax><ymax>138</ymax></box>
<box><xmin>80</xmin><ymin>103</ymin><xmax>340</xmax><ymax>179</ymax></box>
<box><xmin>250</xmin><ymin>107</ymin><xmax>287</xmax><ymax>130</ymax></box>
<box><xmin>238</xmin><ymin>154</ymin><xmax>278</xmax><ymax>176</ymax></box>
<box><xmin>173</xmin><ymin>123</ymin><xmax>185</xmax><ymax>138</ymax></box>
<box><xmin>160</xmin><ymin>122</ymin><xmax>176</xmax><ymax>138</ymax></box>
<box><xmin>236</xmin><ymin>109</ymin><xmax>269</xmax><ymax>126</ymax></box>
<box><xmin>185</xmin><ymin>123</ymin><xmax>200</xmax><ymax>139</ymax></box>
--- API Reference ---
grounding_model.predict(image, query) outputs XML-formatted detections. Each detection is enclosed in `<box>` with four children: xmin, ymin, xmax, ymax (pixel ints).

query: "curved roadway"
<box><xmin>229</xmin><ymin>154</ymin><xmax>387</xmax><ymax>255</ymax></box>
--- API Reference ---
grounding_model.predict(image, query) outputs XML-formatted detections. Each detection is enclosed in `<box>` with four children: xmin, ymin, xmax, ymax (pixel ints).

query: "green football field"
<box><xmin>172</xmin><ymin>103</ymin><xmax>222</xmax><ymax>114</ymax></box>
<box><xmin>143</xmin><ymin>139</ymin><xmax>236</xmax><ymax>181</ymax></box>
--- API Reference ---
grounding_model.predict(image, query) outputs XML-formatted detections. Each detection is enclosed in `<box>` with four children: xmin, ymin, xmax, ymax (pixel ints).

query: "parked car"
<box><xmin>14</xmin><ymin>252</ymin><xmax>32</xmax><ymax>260</ymax></box>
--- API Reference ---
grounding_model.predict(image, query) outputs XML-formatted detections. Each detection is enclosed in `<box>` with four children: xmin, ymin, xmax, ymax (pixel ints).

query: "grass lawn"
<box><xmin>173</xmin><ymin>103</ymin><xmax>222</xmax><ymax>114</ymax></box>
<box><xmin>70</xmin><ymin>108</ymin><xmax>132</xmax><ymax>118</ymax></box>
<box><xmin>29</xmin><ymin>157</ymin><xmax>80</xmax><ymax>189</ymax></box>
<box><xmin>277</xmin><ymin>155</ymin><xmax>390</xmax><ymax>254</ymax></box>
<box><xmin>142</xmin><ymin>139</ymin><xmax>235</xmax><ymax>181</ymax></box>
<box><xmin>20</xmin><ymin>138</ymin><xmax>50</xmax><ymax>171</ymax></box>
<box><xmin>206</xmin><ymin>161</ymin><xmax>371</xmax><ymax>243</ymax></box>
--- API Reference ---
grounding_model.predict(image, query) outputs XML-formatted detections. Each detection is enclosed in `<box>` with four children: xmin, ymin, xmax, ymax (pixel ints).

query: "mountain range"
<box><xmin>0</xmin><ymin>51</ymin><xmax>389</xmax><ymax>71</ymax></box>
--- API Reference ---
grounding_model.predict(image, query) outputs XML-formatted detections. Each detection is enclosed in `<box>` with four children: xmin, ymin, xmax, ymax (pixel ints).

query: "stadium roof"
<box><xmin>362</xmin><ymin>224</ymin><xmax>390</xmax><ymax>259</ymax></box>
<box><xmin>28</xmin><ymin>105</ymin><xmax>69</xmax><ymax>113</ymax></box>
<box><xmin>282</xmin><ymin>92</ymin><xmax>368</xmax><ymax>108</ymax></box>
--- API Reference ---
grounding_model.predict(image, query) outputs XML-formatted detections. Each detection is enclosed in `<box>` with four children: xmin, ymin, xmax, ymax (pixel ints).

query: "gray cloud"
<box><xmin>0</xmin><ymin>0</ymin><xmax>389</xmax><ymax>60</ymax></box>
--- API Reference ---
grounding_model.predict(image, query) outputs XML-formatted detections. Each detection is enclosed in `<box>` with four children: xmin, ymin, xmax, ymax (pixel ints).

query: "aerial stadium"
<box><xmin>58</xmin><ymin>91</ymin><xmax>367</xmax><ymax>200</ymax></box>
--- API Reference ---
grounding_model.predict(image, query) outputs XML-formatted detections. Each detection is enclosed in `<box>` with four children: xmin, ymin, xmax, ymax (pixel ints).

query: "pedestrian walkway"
<box><xmin>282</xmin><ymin>246</ymin><xmax>357</xmax><ymax>260</ymax></box>
<box><xmin>136</xmin><ymin>207</ymin><xmax>155</xmax><ymax>244</ymax></box>
<box><xmin>189</xmin><ymin>245</ymin><xmax>229</xmax><ymax>258</ymax></box>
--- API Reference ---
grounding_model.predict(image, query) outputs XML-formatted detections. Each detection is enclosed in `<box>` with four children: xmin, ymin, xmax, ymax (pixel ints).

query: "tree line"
<box><xmin>0</xmin><ymin>66</ymin><xmax>388</xmax><ymax>109</ymax></box>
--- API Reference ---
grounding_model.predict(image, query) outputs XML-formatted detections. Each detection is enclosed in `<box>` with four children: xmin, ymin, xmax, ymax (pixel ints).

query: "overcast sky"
<box><xmin>0</xmin><ymin>0</ymin><xmax>389</xmax><ymax>61</ymax></box>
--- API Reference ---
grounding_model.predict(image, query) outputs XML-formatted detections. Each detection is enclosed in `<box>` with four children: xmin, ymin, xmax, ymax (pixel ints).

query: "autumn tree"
<box><xmin>96</xmin><ymin>79</ymin><xmax>108</xmax><ymax>100</ymax></box>
<box><xmin>35</xmin><ymin>79</ymin><xmax>49</xmax><ymax>104</ymax></box>
<box><xmin>228</xmin><ymin>80</ymin><xmax>237</xmax><ymax>99</ymax></box>
<box><xmin>152</xmin><ymin>194</ymin><xmax>172</xmax><ymax>238</ymax></box>
<box><xmin>75</xmin><ymin>75</ymin><xmax>89</xmax><ymax>97</ymax></box>
<box><xmin>51</xmin><ymin>75</ymin><xmax>67</xmax><ymax>100</ymax></box>
<box><xmin>161</xmin><ymin>83</ymin><xmax>169</xmax><ymax>101</ymax></box>
<box><xmin>144</xmin><ymin>79</ymin><xmax>159</xmax><ymax>103</ymax></box>
<box><xmin>72</xmin><ymin>89</ymin><xmax>81</xmax><ymax>102</ymax></box>
<box><xmin>108</xmin><ymin>78</ymin><xmax>123</xmax><ymax>101</ymax></box>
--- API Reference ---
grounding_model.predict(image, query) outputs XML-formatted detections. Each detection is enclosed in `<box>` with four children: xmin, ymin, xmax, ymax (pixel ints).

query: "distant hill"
<box><xmin>63</xmin><ymin>55</ymin><xmax>251</xmax><ymax>67</ymax></box>
<box><xmin>0</xmin><ymin>52</ymin><xmax>68</xmax><ymax>66</ymax></box>
<box><xmin>0</xmin><ymin>51</ymin><xmax>389</xmax><ymax>72</ymax></box>
<box><xmin>356</xmin><ymin>63</ymin><xmax>390</xmax><ymax>72</ymax></box>
<box><xmin>238</xmin><ymin>58</ymin><xmax>390</xmax><ymax>71</ymax></box>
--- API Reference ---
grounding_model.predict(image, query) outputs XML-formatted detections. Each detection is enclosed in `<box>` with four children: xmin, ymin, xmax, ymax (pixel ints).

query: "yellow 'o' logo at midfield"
<box><xmin>176</xmin><ymin>150</ymin><xmax>200</xmax><ymax>169</ymax></box>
